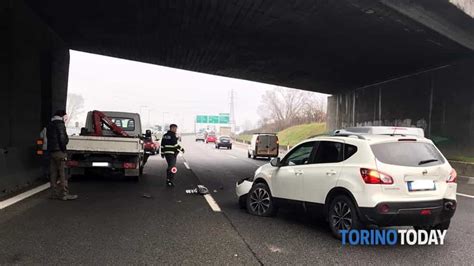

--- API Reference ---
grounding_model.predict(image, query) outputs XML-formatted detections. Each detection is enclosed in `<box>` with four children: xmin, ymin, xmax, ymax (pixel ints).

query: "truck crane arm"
<box><xmin>92</xmin><ymin>110</ymin><xmax>129</xmax><ymax>137</ymax></box>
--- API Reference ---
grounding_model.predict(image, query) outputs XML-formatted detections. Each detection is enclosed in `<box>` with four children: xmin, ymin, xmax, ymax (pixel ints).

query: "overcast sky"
<box><xmin>68</xmin><ymin>50</ymin><xmax>327</xmax><ymax>132</ymax></box>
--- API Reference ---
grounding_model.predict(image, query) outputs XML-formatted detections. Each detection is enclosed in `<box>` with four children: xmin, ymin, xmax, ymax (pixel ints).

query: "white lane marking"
<box><xmin>227</xmin><ymin>154</ymin><xmax>238</xmax><ymax>159</ymax></box>
<box><xmin>203</xmin><ymin>194</ymin><xmax>222</xmax><ymax>212</ymax></box>
<box><xmin>460</xmin><ymin>176</ymin><xmax>474</xmax><ymax>185</ymax></box>
<box><xmin>184</xmin><ymin>162</ymin><xmax>191</xmax><ymax>170</ymax></box>
<box><xmin>457</xmin><ymin>192</ymin><xmax>474</xmax><ymax>199</ymax></box>
<box><xmin>0</xmin><ymin>183</ymin><xmax>50</xmax><ymax>210</ymax></box>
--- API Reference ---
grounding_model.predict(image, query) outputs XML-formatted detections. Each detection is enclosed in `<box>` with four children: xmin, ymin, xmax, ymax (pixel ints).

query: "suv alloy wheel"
<box><xmin>328</xmin><ymin>195</ymin><xmax>361</xmax><ymax>239</ymax></box>
<box><xmin>246</xmin><ymin>183</ymin><xmax>277</xmax><ymax>217</ymax></box>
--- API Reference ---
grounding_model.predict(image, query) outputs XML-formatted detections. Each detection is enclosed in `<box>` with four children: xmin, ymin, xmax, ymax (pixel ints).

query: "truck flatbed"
<box><xmin>68</xmin><ymin>136</ymin><xmax>143</xmax><ymax>155</ymax></box>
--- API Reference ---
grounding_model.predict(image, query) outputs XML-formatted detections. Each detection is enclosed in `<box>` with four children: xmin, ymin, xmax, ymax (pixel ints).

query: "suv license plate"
<box><xmin>408</xmin><ymin>180</ymin><xmax>436</xmax><ymax>191</ymax></box>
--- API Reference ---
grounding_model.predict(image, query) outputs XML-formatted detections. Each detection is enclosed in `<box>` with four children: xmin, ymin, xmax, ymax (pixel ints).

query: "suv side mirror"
<box><xmin>270</xmin><ymin>157</ymin><xmax>281</xmax><ymax>167</ymax></box>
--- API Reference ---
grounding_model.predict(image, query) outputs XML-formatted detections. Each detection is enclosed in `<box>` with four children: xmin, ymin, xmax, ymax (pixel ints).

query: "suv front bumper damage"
<box><xmin>236</xmin><ymin>178</ymin><xmax>253</xmax><ymax>198</ymax></box>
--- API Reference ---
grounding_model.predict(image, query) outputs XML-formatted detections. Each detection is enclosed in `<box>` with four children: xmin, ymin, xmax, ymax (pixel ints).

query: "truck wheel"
<box><xmin>247</xmin><ymin>152</ymin><xmax>251</xmax><ymax>158</ymax></box>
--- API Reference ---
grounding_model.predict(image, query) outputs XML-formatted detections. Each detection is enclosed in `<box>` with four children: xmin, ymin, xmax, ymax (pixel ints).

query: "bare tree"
<box><xmin>66</xmin><ymin>93</ymin><xmax>85</xmax><ymax>126</ymax></box>
<box><xmin>299</xmin><ymin>92</ymin><xmax>326</xmax><ymax>123</ymax></box>
<box><xmin>258</xmin><ymin>87</ymin><xmax>327</xmax><ymax>131</ymax></box>
<box><xmin>258</xmin><ymin>87</ymin><xmax>307</xmax><ymax>130</ymax></box>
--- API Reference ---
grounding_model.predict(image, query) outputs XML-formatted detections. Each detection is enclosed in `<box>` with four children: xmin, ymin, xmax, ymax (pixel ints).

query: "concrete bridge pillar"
<box><xmin>0</xmin><ymin>0</ymin><xmax>69</xmax><ymax>197</ymax></box>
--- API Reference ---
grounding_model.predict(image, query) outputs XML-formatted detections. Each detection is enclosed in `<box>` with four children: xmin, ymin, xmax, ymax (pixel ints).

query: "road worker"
<box><xmin>160</xmin><ymin>124</ymin><xmax>184</xmax><ymax>187</ymax></box>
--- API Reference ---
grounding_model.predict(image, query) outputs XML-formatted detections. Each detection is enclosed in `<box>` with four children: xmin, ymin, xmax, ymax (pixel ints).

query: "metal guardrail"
<box><xmin>449</xmin><ymin>161</ymin><xmax>474</xmax><ymax>177</ymax></box>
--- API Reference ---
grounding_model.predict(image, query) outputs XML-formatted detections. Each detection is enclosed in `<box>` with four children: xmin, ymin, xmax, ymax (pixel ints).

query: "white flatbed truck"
<box><xmin>66</xmin><ymin>111</ymin><xmax>146</xmax><ymax>180</ymax></box>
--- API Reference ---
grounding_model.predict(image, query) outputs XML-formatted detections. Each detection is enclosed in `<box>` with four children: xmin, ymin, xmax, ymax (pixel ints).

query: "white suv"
<box><xmin>236</xmin><ymin>127</ymin><xmax>457</xmax><ymax>238</ymax></box>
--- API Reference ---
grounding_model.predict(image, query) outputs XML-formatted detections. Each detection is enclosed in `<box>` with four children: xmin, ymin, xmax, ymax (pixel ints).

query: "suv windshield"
<box><xmin>371</xmin><ymin>142</ymin><xmax>445</xmax><ymax>167</ymax></box>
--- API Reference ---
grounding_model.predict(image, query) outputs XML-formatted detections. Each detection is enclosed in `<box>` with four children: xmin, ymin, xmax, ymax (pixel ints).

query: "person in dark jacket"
<box><xmin>160</xmin><ymin>124</ymin><xmax>185</xmax><ymax>187</ymax></box>
<box><xmin>46</xmin><ymin>110</ymin><xmax>78</xmax><ymax>200</ymax></box>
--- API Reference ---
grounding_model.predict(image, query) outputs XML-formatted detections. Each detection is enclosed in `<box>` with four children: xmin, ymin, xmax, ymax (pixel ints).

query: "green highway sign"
<box><xmin>196</xmin><ymin>115</ymin><xmax>208</xmax><ymax>123</ymax></box>
<box><xmin>209</xmin><ymin>116</ymin><xmax>219</xmax><ymax>124</ymax></box>
<box><xmin>219</xmin><ymin>115</ymin><xmax>229</xmax><ymax>124</ymax></box>
<box><xmin>196</xmin><ymin>114</ymin><xmax>230</xmax><ymax>124</ymax></box>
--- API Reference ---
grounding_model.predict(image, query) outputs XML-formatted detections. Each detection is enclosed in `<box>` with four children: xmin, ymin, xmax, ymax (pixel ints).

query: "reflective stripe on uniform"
<box><xmin>163</xmin><ymin>144</ymin><xmax>180</xmax><ymax>147</ymax></box>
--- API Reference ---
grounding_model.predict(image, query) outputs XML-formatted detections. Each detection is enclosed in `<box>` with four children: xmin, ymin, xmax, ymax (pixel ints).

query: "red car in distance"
<box><xmin>205</xmin><ymin>134</ymin><xmax>217</xmax><ymax>143</ymax></box>
<box><xmin>144</xmin><ymin>138</ymin><xmax>159</xmax><ymax>155</ymax></box>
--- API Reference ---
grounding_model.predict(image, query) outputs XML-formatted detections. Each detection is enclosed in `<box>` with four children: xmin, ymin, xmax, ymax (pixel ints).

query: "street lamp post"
<box><xmin>162</xmin><ymin>112</ymin><xmax>169</xmax><ymax>132</ymax></box>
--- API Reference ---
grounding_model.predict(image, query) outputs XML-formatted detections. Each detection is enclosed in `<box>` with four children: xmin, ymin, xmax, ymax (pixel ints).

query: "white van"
<box><xmin>247</xmin><ymin>133</ymin><xmax>279</xmax><ymax>159</ymax></box>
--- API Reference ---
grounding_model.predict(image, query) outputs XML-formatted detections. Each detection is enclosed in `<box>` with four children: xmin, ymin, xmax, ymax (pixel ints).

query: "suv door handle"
<box><xmin>295</xmin><ymin>170</ymin><xmax>304</xmax><ymax>176</ymax></box>
<box><xmin>326</xmin><ymin>170</ymin><xmax>337</xmax><ymax>176</ymax></box>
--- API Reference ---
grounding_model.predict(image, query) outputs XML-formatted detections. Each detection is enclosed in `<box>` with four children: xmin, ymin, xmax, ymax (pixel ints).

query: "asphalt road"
<box><xmin>0</xmin><ymin>136</ymin><xmax>473</xmax><ymax>265</ymax></box>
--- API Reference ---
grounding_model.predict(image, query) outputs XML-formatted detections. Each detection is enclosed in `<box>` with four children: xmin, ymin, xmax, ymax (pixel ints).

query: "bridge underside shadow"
<box><xmin>1</xmin><ymin>0</ymin><xmax>473</xmax><ymax>197</ymax></box>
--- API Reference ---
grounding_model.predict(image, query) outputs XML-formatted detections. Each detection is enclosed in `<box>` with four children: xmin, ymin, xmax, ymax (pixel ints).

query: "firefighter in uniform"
<box><xmin>161</xmin><ymin>124</ymin><xmax>184</xmax><ymax>187</ymax></box>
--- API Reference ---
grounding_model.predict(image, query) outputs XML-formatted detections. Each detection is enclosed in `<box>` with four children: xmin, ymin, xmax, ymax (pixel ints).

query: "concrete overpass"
<box><xmin>1</xmin><ymin>0</ymin><xmax>473</xmax><ymax>197</ymax></box>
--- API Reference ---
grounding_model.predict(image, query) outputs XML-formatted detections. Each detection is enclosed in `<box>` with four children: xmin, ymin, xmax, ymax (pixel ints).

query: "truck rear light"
<box><xmin>360</xmin><ymin>168</ymin><xmax>393</xmax><ymax>184</ymax></box>
<box><xmin>447</xmin><ymin>168</ymin><xmax>457</xmax><ymax>183</ymax></box>
<box><xmin>66</xmin><ymin>160</ymin><xmax>79</xmax><ymax>167</ymax></box>
<box><xmin>36</xmin><ymin>139</ymin><xmax>44</xmax><ymax>155</ymax></box>
<box><xmin>123</xmin><ymin>162</ymin><xmax>137</xmax><ymax>169</ymax></box>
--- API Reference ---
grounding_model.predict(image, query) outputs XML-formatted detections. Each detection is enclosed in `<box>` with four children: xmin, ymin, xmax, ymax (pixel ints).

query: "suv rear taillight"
<box><xmin>447</xmin><ymin>168</ymin><xmax>457</xmax><ymax>183</ymax></box>
<box><xmin>360</xmin><ymin>168</ymin><xmax>393</xmax><ymax>185</ymax></box>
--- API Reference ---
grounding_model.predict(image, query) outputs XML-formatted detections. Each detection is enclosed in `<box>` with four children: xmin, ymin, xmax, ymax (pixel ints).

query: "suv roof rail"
<box><xmin>333</xmin><ymin>130</ymin><xmax>367</xmax><ymax>140</ymax></box>
<box><xmin>343</xmin><ymin>126</ymin><xmax>424</xmax><ymax>138</ymax></box>
<box><xmin>333</xmin><ymin>133</ymin><xmax>367</xmax><ymax>140</ymax></box>
<box><xmin>252</xmin><ymin>132</ymin><xmax>277</xmax><ymax>135</ymax></box>
<box><xmin>307</xmin><ymin>133</ymin><xmax>330</xmax><ymax>139</ymax></box>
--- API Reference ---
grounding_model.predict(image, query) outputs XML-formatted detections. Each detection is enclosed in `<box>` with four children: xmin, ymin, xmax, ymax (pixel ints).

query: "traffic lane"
<box><xmin>0</xmin><ymin>156</ymin><xmax>258</xmax><ymax>265</ymax></box>
<box><xmin>182</xmin><ymin>139</ymin><xmax>269</xmax><ymax>190</ymax></box>
<box><xmin>208</xmin><ymin>139</ymin><xmax>271</xmax><ymax>168</ymax></box>
<box><xmin>182</xmin><ymin>137</ymin><xmax>474</xmax><ymax>265</ymax></box>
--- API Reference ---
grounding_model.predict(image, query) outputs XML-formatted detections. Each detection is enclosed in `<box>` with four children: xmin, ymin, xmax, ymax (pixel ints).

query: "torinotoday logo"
<box><xmin>340</xmin><ymin>229</ymin><xmax>447</xmax><ymax>246</ymax></box>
